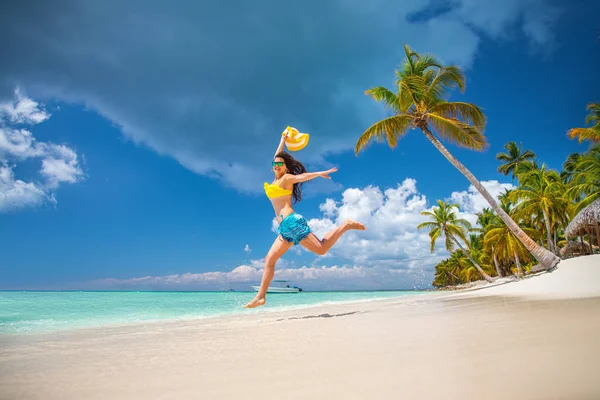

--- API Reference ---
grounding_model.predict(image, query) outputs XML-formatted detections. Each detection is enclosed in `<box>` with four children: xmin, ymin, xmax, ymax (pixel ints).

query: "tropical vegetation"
<box><xmin>425</xmin><ymin>141</ymin><xmax>599</xmax><ymax>287</ymax></box>
<box><xmin>354</xmin><ymin>44</ymin><xmax>599</xmax><ymax>288</ymax></box>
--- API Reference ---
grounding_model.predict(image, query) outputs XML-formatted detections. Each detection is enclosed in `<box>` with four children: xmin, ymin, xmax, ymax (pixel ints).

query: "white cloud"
<box><xmin>305</xmin><ymin>179</ymin><xmax>436</xmax><ymax>266</ymax></box>
<box><xmin>0</xmin><ymin>90</ymin><xmax>84</xmax><ymax>212</ymax></box>
<box><xmin>40</xmin><ymin>145</ymin><xmax>84</xmax><ymax>189</ymax></box>
<box><xmin>449</xmin><ymin>180</ymin><xmax>515</xmax><ymax>226</ymax></box>
<box><xmin>0</xmin><ymin>163</ymin><xmax>52</xmax><ymax>211</ymax></box>
<box><xmin>244</xmin><ymin>244</ymin><xmax>251</xmax><ymax>253</ymax></box>
<box><xmin>0</xmin><ymin>127</ymin><xmax>45</xmax><ymax>160</ymax></box>
<box><xmin>90</xmin><ymin>178</ymin><xmax>515</xmax><ymax>290</ymax></box>
<box><xmin>0</xmin><ymin>89</ymin><xmax>50</xmax><ymax>125</ymax></box>
<box><xmin>87</xmin><ymin>262</ymin><xmax>431</xmax><ymax>291</ymax></box>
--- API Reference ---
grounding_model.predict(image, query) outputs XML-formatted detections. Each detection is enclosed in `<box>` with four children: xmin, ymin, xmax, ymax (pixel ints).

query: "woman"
<box><xmin>244</xmin><ymin>132</ymin><xmax>366</xmax><ymax>308</ymax></box>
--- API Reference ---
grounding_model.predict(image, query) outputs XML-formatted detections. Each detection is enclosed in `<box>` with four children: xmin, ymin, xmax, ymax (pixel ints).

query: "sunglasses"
<box><xmin>272</xmin><ymin>161</ymin><xmax>284</xmax><ymax>167</ymax></box>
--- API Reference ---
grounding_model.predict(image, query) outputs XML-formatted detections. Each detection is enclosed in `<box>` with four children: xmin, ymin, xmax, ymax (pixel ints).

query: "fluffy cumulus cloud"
<box><xmin>89</xmin><ymin>263</ymin><xmax>430</xmax><ymax>291</ymax></box>
<box><xmin>0</xmin><ymin>89</ymin><xmax>84</xmax><ymax>212</ymax></box>
<box><xmin>0</xmin><ymin>0</ymin><xmax>562</xmax><ymax>193</ymax></box>
<box><xmin>89</xmin><ymin>178</ymin><xmax>513</xmax><ymax>290</ymax></box>
<box><xmin>450</xmin><ymin>180</ymin><xmax>515</xmax><ymax>226</ymax></box>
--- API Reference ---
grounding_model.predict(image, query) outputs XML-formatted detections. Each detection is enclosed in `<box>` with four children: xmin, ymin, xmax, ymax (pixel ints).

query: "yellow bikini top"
<box><xmin>264</xmin><ymin>182</ymin><xmax>292</xmax><ymax>199</ymax></box>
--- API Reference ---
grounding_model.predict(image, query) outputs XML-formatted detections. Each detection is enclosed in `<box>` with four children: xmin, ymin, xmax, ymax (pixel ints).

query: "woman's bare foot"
<box><xmin>345</xmin><ymin>219</ymin><xmax>366</xmax><ymax>230</ymax></box>
<box><xmin>243</xmin><ymin>297</ymin><xmax>266</xmax><ymax>309</ymax></box>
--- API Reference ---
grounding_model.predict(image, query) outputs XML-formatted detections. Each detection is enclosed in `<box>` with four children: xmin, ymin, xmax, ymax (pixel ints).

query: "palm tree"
<box><xmin>473</xmin><ymin>207</ymin><xmax>496</xmax><ymax>233</ymax></box>
<box><xmin>465</xmin><ymin>233</ymin><xmax>496</xmax><ymax>279</ymax></box>
<box><xmin>509</xmin><ymin>165</ymin><xmax>570</xmax><ymax>255</ymax></box>
<box><xmin>561</xmin><ymin>152</ymin><xmax>581</xmax><ymax>184</ymax></box>
<box><xmin>418</xmin><ymin>200</ymin><xmax>495</xmax><ymax>282</ymax></box>
<box><xmin>453</xmin><ymin>249</ymin><xmax>481</xmax><ymax>283</ymax></box>
<box><xmin>355</xmin><ymin>44</ymin><xmax>560</xmax><ymax>271</ymax></box>
<box><xmin>484</xmin><ymin>221</ymin><xmax>536</xmax><ymax>278</ymax></box>
<box><xmin>567</xmin><ymin>143</ymin><xmax>600</xmax><ymax>213</ymax></box>
<box><xmin>432</xmin><ymin>256</ymin><xmax>463</xmax><ymax>287</ymax></box>
<box><xmin>482</xmin><ymin>198</ymin><xmax>536</xmax><ymax>277</ymax></box>
<box><xmin>567</xmin><ymin>103</ymin><xmax>600</xmax><ymax>143</ymax></box>
<box><xmin>474</xmin><ymin>208</ymin><xmax>503</xmax><ymax>277</ymax></box>
<box><xmin>496</xmin><ymin>141</ymin><xmax>536</xmax><ymax>181</ymax></box>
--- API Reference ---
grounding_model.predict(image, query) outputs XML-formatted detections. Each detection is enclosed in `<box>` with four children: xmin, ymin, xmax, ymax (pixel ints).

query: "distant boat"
<box><xmin>251</xmin><ymin>280</ymin><xmax>302</xmax><ymax>293</ymax></box>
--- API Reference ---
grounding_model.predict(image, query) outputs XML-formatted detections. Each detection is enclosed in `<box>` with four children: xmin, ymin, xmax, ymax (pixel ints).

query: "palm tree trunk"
<box><xmin>541</xmin><ymin>208</ymin><xmax>555</xmax><ymax>254</ymax></box>
<box><xmin>421</xmin><ymin>126</ymin><xmax>560</xmax><ymax>272</ymax></box>
<box><xmin>449</xmin><ymin>272</ymin><xmax>461</xmax><ymax>285</ymax></box>
<box><xmin>513</xmin><ymin>250</ymin><xmax>523</xmax><ymax>278</ymax></box>
<box><xmin>492</xmin><ymin>247</ymin><xmax>503</xmax><ymax>277</ymax></box>
<box><xmin>449</xmin><ymin>235</ymin><xmax>495</xmax><ymax>283</ymax></box>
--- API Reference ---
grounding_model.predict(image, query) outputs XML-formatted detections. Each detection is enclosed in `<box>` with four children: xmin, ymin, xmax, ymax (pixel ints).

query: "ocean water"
<box><xmin>0</xmin><ymin>290</ymin><xmax>426</xmax><ymax>335</ymax></box>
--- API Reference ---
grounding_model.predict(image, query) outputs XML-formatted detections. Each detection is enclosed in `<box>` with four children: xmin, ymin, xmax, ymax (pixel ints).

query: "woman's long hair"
<box><xmin>275</xmin><ymin>151</ymin><xmax>306</xmax><ymax>204</ymax></box>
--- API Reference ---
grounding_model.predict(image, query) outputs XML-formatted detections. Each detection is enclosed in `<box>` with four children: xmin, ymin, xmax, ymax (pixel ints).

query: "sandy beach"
<box><xmin>1</xmin><ymin>255</ymin><xmax>599</xmax><ymax>400</ymax></box>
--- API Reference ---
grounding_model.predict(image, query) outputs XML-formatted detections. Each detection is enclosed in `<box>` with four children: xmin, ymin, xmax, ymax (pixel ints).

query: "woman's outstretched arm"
<box><xmin>274</xmin><ymin>130</ymin><xmax>287</xmax><ymax>158</ymax></box>
<box><xmin>284</xmin><ymin>168</ymin><xmax>338</xmax><ymax>183</ymax></box>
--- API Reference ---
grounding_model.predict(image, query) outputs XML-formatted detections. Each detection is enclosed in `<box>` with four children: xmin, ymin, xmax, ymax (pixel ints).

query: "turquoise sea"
<box><xmin>0</xmin><ymin>290</ymin><xmax>426</xmax><ymax>335</ymax></box>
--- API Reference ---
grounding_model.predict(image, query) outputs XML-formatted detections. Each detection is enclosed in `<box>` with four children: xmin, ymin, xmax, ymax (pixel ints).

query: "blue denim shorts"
<box><xmin>277</xmin><ymin>212</ymin><xmax>311</xmax><ymax>245</ymax></box>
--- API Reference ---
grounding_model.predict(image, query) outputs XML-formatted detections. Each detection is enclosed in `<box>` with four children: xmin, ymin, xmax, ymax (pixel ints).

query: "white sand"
<box><xmin>452</xmin><ymin>254</ymin><xmax>600</xmax><ymax>299</ymax></box>
<box><xmin>1</xmin><ymin>255</ymin><xmax>599</xmax><ymax>400</ymax></box>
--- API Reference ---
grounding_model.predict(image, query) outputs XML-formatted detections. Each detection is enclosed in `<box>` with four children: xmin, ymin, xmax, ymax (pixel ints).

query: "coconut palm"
<box><xmin>474</xmin><ymin>208</ymin><xmax>503</xmax><ymax>277</ymax></box>
<box><xmin>355</xmin><ymin>44</ymin><xmax>559</xmax><ymax>272</ymax></box>
<box><xmin>418</xmin><ymin>200</ymin><xmax>495</xmax><ymax>282</ymax></box>
<box><xmin>473</xmin><ymin>208</ymin><xmax>496</xmax><ymax>234</ymax></box>
<box><xmin>509</xmin><ymin>165</ymin><xmax>570</xmax><ymax>255</ymax></box>
<box><xmin>567</xmin><ymin>144</ymin><xmax>600</xmax><ymax>213</ymax></box>
<box><xmin>432</xmin><ymin>256</ymin><xmax>463</xmax><ymax>287</ymax></box>
<box><xmin>496</xmin><ymin>141</ymin><xmax>536</xmax><ymax>181</ymax></box>
<box><xmin>567</xmin><ymin>103</ymin><xmax>600</xmax><ymax>143</ymax></box>
<box><xmin>464</xmin><ymin>234</ymin><xmax>496</xmax><ymax>279</ymax></box>
<box><xmin>484</xmin><ymin>220</ymin><xmax>536</xmax><ymax>278</ymax></box>
<box><xmin>454</xmin><ymin>250</ymin><xmax>480</xmax><ymax>283</ymax></box>
<box><xmin>561</xmin><ymin>152</ymin><xmax>581</xmax><ymax>184</ymax></box>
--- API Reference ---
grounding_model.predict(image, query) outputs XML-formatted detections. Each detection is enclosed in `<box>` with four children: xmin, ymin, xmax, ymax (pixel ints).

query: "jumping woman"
<box><xmin>243</xmin><ymin>132</ymin><xmax>366</xmax><ymax>308</ymax></box>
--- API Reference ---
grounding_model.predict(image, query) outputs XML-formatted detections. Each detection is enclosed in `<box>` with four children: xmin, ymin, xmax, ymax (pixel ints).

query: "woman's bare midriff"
<box><xmin>270</xmin><ymin>196</ymin><xmax>294</xmax><ymax>223</ymax></box>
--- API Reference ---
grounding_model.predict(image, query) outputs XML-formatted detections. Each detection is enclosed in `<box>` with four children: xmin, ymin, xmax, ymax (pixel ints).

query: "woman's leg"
<box><xmin>243</xmin><ymin>236</ymin><xmax>293</xmax><ymax>308</ymax></box>
<box><xmin>300</xmin><ymin>219</ymin><xmax>365</xmax><ymax>256</ymax></box>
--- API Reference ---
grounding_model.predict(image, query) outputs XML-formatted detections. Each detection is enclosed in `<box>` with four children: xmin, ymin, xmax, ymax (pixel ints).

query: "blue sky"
<box><xmin>1</xmin><ymin>0</ymin><xmax>599</xmax><ymax>291</ymax></box>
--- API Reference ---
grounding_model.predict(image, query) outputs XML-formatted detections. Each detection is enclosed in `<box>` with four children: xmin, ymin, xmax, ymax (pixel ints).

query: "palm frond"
<box><xmin>355</xmin><ymin>115</ymin><xmax>413</xmax><ymax>155</ymax></box>
<box><xmin>430</xmin><ymin>101</ymin><xmax>486</xmax><ymax>129</ymax></box>
<box><xmin>429</xmin><ymin>228</ymin><xmax>442</xmax><ymax>253</ymax></box>
<box><xmin>585</xmin><ymin>102</ymin><xmax>600</xmax><ymax>125</ymax></box>
<box><xmin>364</xmin><ymin>86</ymin><xmax>401</xmax><ymax>113</ymax></box>
<box><xmin>425</xmin><ymin>66</ymin><xmax>466</xmax><ymax>100</ymax></box>
<box><xmin>417</xmin><ymin>221</ymin><xmax>439</xmax><ymax>229</ymax></box>
<box><xmin>567</xmin><ymin>127</ymin><xmax>600</xmax><ymax>143</ymax></box>
<box><xmin>399</xmin><ymin>75</ymin><xmax>428</xmax><ymax>107</ymax></box>
<box><xmin>427</xmin><ymin>114</ymin><xmax>488</xmax><ymax>151</ymax></box>
<box><xmin>444</xmin><ymin>234</ymin><xmax>455</xmax><ymax>253</ymax></box>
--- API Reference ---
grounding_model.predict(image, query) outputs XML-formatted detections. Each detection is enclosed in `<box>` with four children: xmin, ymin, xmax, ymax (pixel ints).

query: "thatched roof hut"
<box><xmin>564</xmin><ymin>198</ymin><xmax>600</xmax><ymax>256</ymax></box>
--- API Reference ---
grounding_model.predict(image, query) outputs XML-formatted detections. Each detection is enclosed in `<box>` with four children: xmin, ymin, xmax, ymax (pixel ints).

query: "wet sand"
<box><xmin>1</xmin><ymin>255</ymin><xmax>599</xmax><ymax>400</ymax></box>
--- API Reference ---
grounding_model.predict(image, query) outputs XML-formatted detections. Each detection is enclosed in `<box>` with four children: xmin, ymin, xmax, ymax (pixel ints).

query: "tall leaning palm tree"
<box><xmin>496</xmin><ymin>141</ymin><xmax>536</xmax><ymax>182</ymax></box>
<box><xmin>355</xmin><ymin>44</ymin><xmax>559</xmax><ymax>272</ymax></box>
<box><xmin>418</xmin><ymin>200</ymin><xmax>495</xmax><ymax>283</ymax></box>
<box><xmin>567</xmin><ymin>103</ymin><xmax>600</xmax><ymax>143</ymax></box>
